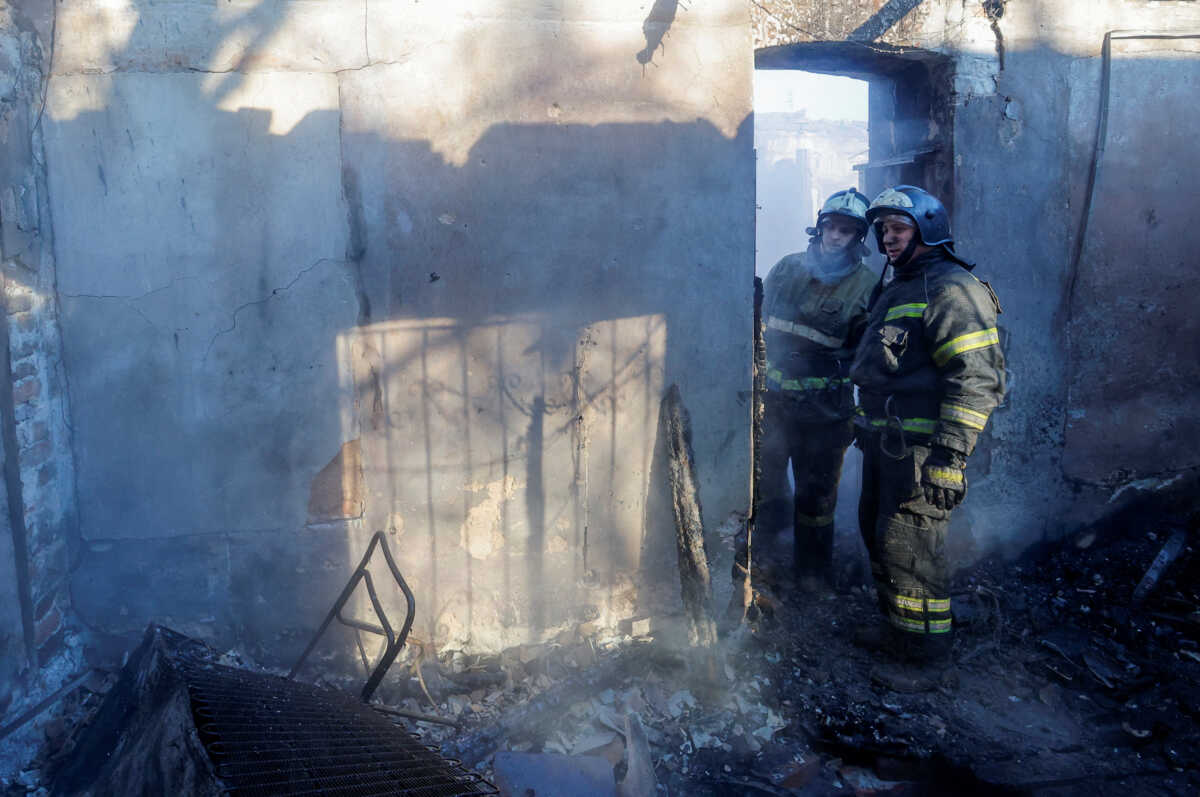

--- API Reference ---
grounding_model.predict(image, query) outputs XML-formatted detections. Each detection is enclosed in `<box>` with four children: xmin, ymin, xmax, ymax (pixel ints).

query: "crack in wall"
<box><xmin>50</xmin><ymin>60</ymin><xmax>416</xmax><ymax>78</ymax></box>
<box><xmin>983</xmin><ymin>0</ymin><xmax>1006</xmax><ymax>71</ymax></box>
<box><xmin>59</xmin><ymin>274</ymin><xmax>204</xmax><ymax>302</ymax></box>
<box><xmin>363</xmin><ymin>0</ymin><xmax>370</xmax><ymax>65</ymax></box>
<box><xmin>336</xmin><ymin>72</ymin><xmax>372</xmax><ymax>327</ymax></box>
<box><xmin>204</xmin><ymin>257</ymin><xmax>344</xmax><ymax>360</ymax></box>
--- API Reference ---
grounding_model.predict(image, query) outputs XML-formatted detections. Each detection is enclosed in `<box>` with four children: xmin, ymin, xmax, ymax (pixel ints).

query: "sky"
<box><xmin>753</xmin><ymin>70</ymin><xmax>869</xmax><ymax>121</ymax></box>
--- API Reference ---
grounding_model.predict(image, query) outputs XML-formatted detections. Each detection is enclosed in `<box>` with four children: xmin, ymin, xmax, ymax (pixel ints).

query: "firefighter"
<box><xmin>850</xmin><ymin>185</ymin><xmax>1005</xmax><ymax>663</ymax></box>
<box><xmin>760</xmin><ymin>188</ymin><xmax>879</xmax><ymax>591</ymax></box>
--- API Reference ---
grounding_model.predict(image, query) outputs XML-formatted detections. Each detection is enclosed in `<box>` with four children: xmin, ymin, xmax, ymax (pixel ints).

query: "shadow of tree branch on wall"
<box><xmin>49</xmin><ymin>1</ymin><xmax>755</xmax><ymax>675</ymax></box>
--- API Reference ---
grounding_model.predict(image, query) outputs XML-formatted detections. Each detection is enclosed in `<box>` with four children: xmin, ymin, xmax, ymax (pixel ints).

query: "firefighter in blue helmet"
<box><xmin>850</xmin><ymin>185</ymin><xmax>1006</xmax><ymax>663</ymax></box>
<box><xmin>760</xmin><ymin>189</ymin><xmax>879</xmax><ymax>591</ymax></box>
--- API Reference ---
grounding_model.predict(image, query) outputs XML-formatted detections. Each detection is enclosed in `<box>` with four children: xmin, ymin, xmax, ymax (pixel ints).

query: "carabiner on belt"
<box><xmin>879</xmin><ymin>394</ymin><xmax>909</xmax><ymax>460</ymax></box>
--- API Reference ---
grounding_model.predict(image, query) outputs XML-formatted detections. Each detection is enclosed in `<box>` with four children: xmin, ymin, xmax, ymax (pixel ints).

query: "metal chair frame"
<box><xmin>288</xmin><ymin>531</ymin><xmax>416</xmax><ymax>702</ymax></box>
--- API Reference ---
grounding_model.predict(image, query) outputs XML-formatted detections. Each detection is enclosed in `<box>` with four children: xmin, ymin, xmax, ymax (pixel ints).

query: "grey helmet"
<box><xmin>806</xmin><ymin>188</ymin><xmax>870</xmax><ymax>246</ymax></box>
<box><xmin>818</xmin><ymin>188</ymin><xmax>870</xmax><ymax>230</ymax></box>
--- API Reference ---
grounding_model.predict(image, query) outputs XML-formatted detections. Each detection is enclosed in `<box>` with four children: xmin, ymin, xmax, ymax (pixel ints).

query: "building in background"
<box><xmin>754</xmin><ymin>71</ymin><xmax>868</xmax><ymax>276</ymax></box>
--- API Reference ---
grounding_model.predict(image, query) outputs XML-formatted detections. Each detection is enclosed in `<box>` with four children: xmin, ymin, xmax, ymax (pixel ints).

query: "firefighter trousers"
<box><xmin>760</xmin><ymin>400</ymin><xmax>854</xmax><ymax>578</ymax></box>
<box><xmin>857</xmin><ymin>433</ymin><xmax>953</xmax><ymax>655</ymax></box>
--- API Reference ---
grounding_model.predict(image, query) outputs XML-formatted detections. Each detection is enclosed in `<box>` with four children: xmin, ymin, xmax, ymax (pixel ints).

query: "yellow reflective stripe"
<box><xmin>903</xmin><ymin>418</ymin><xmax>937</xmax><ymax>435</ymax></box>
<box><xmin>857</xmin><ymin>408</ymin><xmax>936</xmax><ymax>435</ymax></box>
<box><xmin>795</xmin><ymin>512</ymin><xmax>834</xmax><ymax>527</ymax></box>
<box><xmin>884</xmin><ymin>302</ymin><xmax>927</xmax><ymax>321</ymax></box>
<box><xmin>862</xmin><ymin>416</ymin><xmax>937</xmax><ymax>435</ymax></box>
<box><xmin>888</xmin><ymin>613</ymin><xmax>926</xmax><ymax>633</ymax></box>
<box><xmin>765</xmin><ymin>316</ymin><xmax>845</xmax><ymax>349</ymax></box>
<box><xmin>932</xmin><ymin>327</ymin><xmax>1000</xmax><ymax>366</ymax></box>
<box><xmin>926</xmin><ymin>466</ymin><xmax>964</xmax><ymax>485</ymax></box>
<box><xmin>926</xmin><ymin>598</ymin><xmax>951</xmax><ymax>613</ymax></box>
<box><xmin>893</xmin><ymin>595</ymin><xmax>952</xmax><ymax>613</ymax></box>
<box><xmin>941</xmin><ymin>402</ymin><xmax>989</xmax><ymax>431</ymax></box>
<box><xmin>889</xmin><ymin>612</ymin><xmax>953</xmax><ymax>634</ymax></box>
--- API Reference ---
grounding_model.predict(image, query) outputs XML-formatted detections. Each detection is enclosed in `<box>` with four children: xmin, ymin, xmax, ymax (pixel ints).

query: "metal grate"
<box><xmin>181</xmin><ymin>658</ymin><xmax>496</xmax><ymax>796</ymax></box>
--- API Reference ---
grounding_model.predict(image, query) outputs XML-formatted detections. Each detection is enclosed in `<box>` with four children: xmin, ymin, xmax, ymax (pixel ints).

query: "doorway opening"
<box><xmin>752</xmin><ymin>43</ymin><xmax>955</xmax><ymax>587</ymax></box>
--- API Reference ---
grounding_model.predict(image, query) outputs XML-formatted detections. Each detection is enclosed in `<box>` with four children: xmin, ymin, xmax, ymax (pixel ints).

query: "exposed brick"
<box><xmin>21</xmin><ymin>438</ymin><xmax>51</xmax><ymax>466</ymax></box>
<box><xmin>11</xmin><ymin>339</ymin><xmax>37</xmax><ymax>359</ymax></box>
<box><xmin>37</xmin><ymin>627</ymin><xmax>66</xmax><ymax>668</ymax></box>
<box><xmin>16</xmin><ymin>419</ymin><xmax>48</xmax><ymax>449</ymax></box>
<box><xmin>12</xmin><ymin>376</ymin><xmax>40</xmax><ymax>405</ymax></box>
<box><xmin>34</xmin><ymin>590</ymin><xmax>56</xmax><ymax>621</ymax></box>
<box><xmin>10</xmin><ymin>358</ymin><xmax>36</xmax><ymax>381</ymax></box>
<box><xmin>29</xmin><ymin>542</ymin><xmax>65</xmax><ymax>593</ymax></box>
<box><xmin>31</xmin><ymin>518</ymin><xmax>62</xmax><ymax>554</ymax></box>
<box><xmin>34</xmin><ymin>604</ymin><xmax>61</xmax><ymax>648</ymax></box>
<box><xmin>11</xmin><ymin>312</ymin><xmax>36</xmax><ymax>333</ymax></box>
<box><xmin>37</xmin><ymin>461</ymin><xmax>56</xmax><ymax>486</ymax></box>
<box><xmin>6</xmin><ymin>293</ymin><xmax>33</xmax><ymax>314</ymax></box>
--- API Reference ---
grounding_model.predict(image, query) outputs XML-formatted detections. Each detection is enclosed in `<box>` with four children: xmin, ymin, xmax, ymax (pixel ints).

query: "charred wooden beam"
<box><xmin>661</xmin><ymin>384</ymin><xmax>718</xmax><ymax>649</ymax></box>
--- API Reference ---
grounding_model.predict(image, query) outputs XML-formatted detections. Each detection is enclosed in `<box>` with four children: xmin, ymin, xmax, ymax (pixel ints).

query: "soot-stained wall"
<box><xmin>13</xmin><ymin>0</ymin><xmax>1197</xmax><ymax>679</ymax></box>
<box><xmin>46</xmin><ymin>0</ymin><xmax>753</xmax><ymax>665</ymax></box>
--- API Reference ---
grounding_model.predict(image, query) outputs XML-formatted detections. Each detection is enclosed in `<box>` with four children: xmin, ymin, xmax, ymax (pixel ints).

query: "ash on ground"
<box><xmin>422</xmin><ymin>520</ymin><xmax>1200</xmax><ymax>795</ymax></box>
<box><xmin>7</xmin><ymin>520</ymin><xmax>1200</xmax><ymax>796</ymax></box>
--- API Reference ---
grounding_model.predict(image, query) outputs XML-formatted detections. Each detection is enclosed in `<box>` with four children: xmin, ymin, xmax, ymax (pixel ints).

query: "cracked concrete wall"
<box><xmin>48</xmin><ymin>0</ymin><xmax>753</xmax><ymax>665</ymax></box>
<box><xmin>752</xmin><ymin>0</ymin><xmax>1200</xmax><ymax>558</ymax></box>
<box><xmin>26</xmin><ymin>0</ymin><xmax>1200</xmax><ymax>674</ymax></box>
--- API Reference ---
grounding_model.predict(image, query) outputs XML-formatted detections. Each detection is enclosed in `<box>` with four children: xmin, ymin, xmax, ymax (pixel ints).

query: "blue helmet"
<box><xmin>866</xmin><ymin>185</ymin><xmax>971</xmax><ymax>268</ymax></box>
<box><xmin>865</xmin><ymin>185</ymin><xmax>953</xmax><ymax>247</ymax></box>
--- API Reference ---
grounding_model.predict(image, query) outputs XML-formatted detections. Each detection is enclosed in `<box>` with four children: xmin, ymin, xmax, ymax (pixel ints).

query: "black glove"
<box><xmin>921</xmin><ymin>447</ymin><xmax>967</xmax><ymax>510</ymax></box>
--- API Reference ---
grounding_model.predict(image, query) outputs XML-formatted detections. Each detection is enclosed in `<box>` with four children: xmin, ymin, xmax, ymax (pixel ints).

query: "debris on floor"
<box><xmin>8</xmin><ymin>515</ymin><xmax>1200</xmax><ymax>795</ymax></box>
<box><xmin>426</xmin><ymin>517</ymin><xmax>1200</xmax><ymax>795</ymax></box>
<box><xmin>46</xmin><ymin>626</ymin><xmax>496</xmax><ymax>796</ymax></box>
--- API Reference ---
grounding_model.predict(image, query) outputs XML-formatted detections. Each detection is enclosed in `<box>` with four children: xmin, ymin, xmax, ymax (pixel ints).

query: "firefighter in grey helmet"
<box><xmin>849</xmin><ymin>185</ymin><xmax>1005</xmax><ymax>664</ymax></box>
<box><xmin>759</xmin><ymin>188</ymin><xmax>879</xmax><ymax>591</ymax></box>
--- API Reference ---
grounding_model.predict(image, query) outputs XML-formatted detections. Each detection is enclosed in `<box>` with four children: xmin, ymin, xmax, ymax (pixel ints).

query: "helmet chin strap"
<box><xmin>889</xmin><ymin>235</ymin><xmax>920</xmax><ymax>269</ymax></box>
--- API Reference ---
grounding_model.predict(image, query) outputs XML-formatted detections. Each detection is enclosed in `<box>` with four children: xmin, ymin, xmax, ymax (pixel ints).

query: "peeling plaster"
<box><xmin>460</xmin><ymin>476</ymin><xmax>522</xmax><ymax>561</ymax></box>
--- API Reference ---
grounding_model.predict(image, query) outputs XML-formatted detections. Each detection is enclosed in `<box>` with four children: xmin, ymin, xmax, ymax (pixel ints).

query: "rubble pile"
<box><xmin>415</xmin><ymin>526</ymin><xmax>1200</xmax><ymax>794</ymax></box>
<box><xmin>8</xmin><ymin>510</ymin><xmax>1199</xmax><ymax>795</ymax></box>
<box><xmin>0</xmin><ymin>673</ymin><xmax>113</xmax><ymax>797</ymax></box>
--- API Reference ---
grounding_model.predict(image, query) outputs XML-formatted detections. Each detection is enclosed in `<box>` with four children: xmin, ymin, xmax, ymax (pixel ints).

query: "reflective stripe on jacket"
<box><xmin>762</xmin><ymin>249</ymin><xmax>878</xmax><ymax>421</ymax></box>
<box><xmin>849</xmin><ymin>250</ymin><xmax>1005</xmax><ymax>455</ymax></box>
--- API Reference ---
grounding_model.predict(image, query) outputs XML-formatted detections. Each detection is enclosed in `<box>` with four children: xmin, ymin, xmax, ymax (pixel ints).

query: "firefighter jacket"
<box><xmin>849</xmin><ymin>249</ymin><xmax>1005</xmax><ymax>456</ymax></box>
<box><xmin>763</xmin><ymin>246</ymin><xmax>878</xmax><ymax>422</ymax></box>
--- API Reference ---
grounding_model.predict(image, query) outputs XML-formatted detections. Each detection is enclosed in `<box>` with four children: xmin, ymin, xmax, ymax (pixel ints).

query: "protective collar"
<box><xmin>807</xmin><ymin>241</ymin><xmax>858</xmax><ymax>284</ymax></box>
